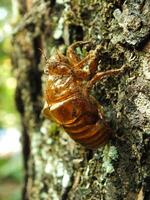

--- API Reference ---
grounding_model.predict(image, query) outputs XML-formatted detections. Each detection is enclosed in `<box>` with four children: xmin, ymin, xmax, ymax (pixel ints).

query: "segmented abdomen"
<box><xmin>64</xmin><ymin>114</ymin><xmax>112</xmax><ymax>149</ymax></box>
<box><xmin>47</xmin><ymin>95</ymin><xmax>112</xmax><ymax>149</ymax></box>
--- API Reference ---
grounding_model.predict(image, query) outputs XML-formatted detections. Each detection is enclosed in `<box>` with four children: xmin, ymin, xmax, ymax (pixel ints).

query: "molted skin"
<box><xmin>43</xmin><ymin>41</ymin><xmax>124</xmax><ymax>149</ymax></box>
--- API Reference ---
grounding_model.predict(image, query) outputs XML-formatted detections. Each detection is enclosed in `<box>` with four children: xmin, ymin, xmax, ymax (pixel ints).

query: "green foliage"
<box><xmin>0</xmin><ymin>155</ymin><xmax>23</xmax><ymax>200</ymax></box>
<box><xmin>0</xmin><ymin>58</ymin><xmax>19</xmax><ymax>128</ymax></box>
<box><xmin>0</xmin><ymin>2</ymin><xmax>23</xmax><ymax>200</ymax></box>
<box><xmin>0</xmin><ymin>155</ymin><xmax>23</xmax><ymax>182</ymax></box>
<box><xmin>0</xmin><ymin>0</ymin><xmax>19</xmax><ymax>128</ymax></box>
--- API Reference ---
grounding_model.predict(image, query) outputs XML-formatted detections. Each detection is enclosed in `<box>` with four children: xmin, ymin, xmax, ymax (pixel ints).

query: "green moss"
<box><xmin>48</xmin><ymin>122</ymin><xmax>59</xmax><ymax>135</ymax></box>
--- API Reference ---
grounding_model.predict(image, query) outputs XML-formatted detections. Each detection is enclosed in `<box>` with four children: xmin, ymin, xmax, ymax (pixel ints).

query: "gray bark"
<box><xmin>12</xmin><ymin>0</ymin><xmax>150</xmax><ymax>199</ymax></box>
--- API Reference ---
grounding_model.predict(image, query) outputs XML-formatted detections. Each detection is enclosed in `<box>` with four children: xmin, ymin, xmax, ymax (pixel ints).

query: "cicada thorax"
<box><xmin>45</xmin><ymin>74</ymin><xmax>78</xmax><ymax>104</ymax></box>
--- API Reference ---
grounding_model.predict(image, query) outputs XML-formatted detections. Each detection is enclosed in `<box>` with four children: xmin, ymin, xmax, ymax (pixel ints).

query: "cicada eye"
<box><xmin>44</xmin><ymin>67</ymin><xmax>49</xmax><ymax>75</ymax></box>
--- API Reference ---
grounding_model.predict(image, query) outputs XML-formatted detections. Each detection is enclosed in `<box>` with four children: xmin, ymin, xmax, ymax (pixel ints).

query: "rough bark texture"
<box><xmin>12</xmin><ymin>0</ymin><xmax>150</xmax><ymax>200</ymax></box>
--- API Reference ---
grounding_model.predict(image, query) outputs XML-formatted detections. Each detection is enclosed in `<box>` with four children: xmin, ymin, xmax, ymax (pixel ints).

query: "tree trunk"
<box><xmin>12</xmin><ymin>0</ymin><xmax>150</xmax><ymax>199</ymax></box>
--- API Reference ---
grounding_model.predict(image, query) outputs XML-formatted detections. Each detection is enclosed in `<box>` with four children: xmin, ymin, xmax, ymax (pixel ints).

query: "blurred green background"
<box><xmin>0</xmin><ymin>0</ymin><xmax>23</xmax><ymax>200</ymax></box>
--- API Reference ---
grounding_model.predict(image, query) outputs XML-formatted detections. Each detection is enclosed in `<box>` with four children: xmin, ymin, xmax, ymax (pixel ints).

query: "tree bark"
<box><xmin>12</xmin><ymin>0</ymin><xmax>150</xmax><ymax>199</ymax></box>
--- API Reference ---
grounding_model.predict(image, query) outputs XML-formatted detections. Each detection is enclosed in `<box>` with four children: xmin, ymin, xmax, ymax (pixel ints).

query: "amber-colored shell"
<box><xmin>43</xmin><ymin>41</ymin><xmax>123</xmax><ymax>149</ymax></box>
